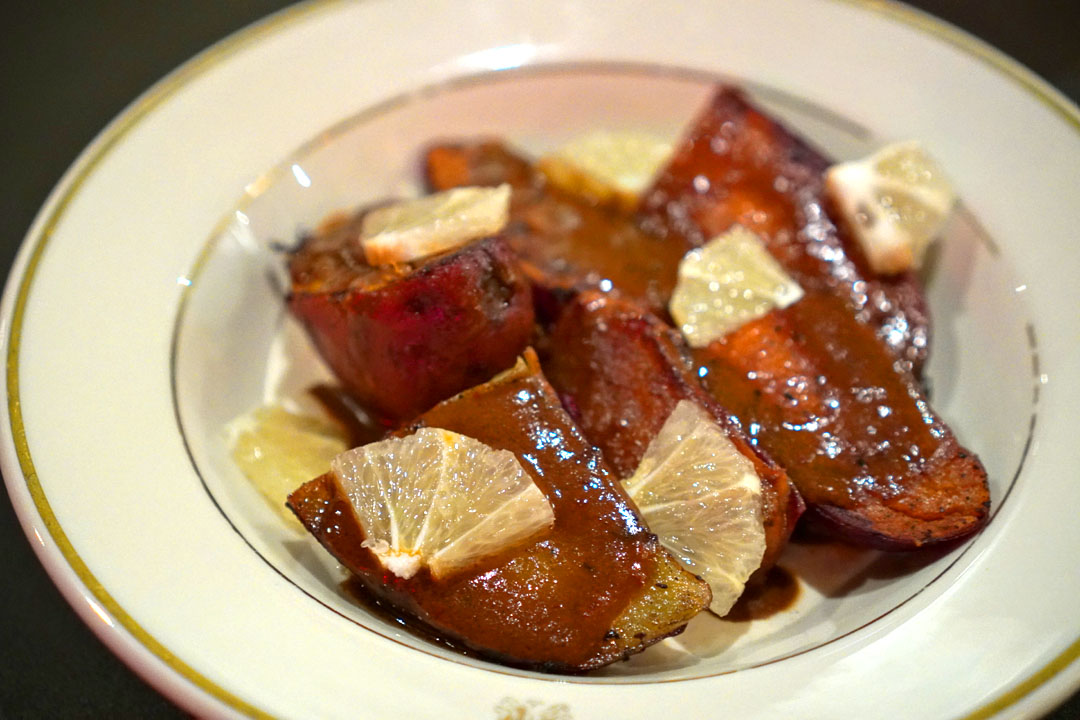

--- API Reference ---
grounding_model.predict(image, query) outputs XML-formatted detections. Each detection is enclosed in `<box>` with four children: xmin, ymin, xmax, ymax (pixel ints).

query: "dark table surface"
<box><xmin>2</xmin><ymin>1</ymin><xmax>1078</xmax><ymax>718</ymax></box>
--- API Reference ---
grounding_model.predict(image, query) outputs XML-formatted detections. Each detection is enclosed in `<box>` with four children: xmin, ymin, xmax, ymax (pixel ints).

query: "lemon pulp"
<box><xmin>228</xmin><ymin>404</ymin><xmax>348</xmax><ymax>524</ymax></box>
<box><xmin>361</xmin><ymin>184</ymin><xmax>511</xmax><ymax>265</ymax></box>
<box><xmin>538</xmin><ymin>131</ymin><xmax>673</xmax><ymax>210</ymax></box>
<box><xmin>331</xmin><ymin>428</ymin><xmax>554</xmax><ymax>580</ymax></box>
<box><xmin>669</xmin><ymin>225</ymin><xmax>803</xmax><ymax>347</ymax></box>
<box><xmin>624</xmin><ymin>400</ymin><xmax>765</xmax><ymax>616</ymax></box>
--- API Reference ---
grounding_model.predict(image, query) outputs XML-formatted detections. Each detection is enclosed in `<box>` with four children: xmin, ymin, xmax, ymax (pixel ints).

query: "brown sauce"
<box><xmin>425</xmin><ymin>141</ymin><xmax>690</xmax><ymax>318</ymax></box>
<box><xmin>691</xmin><ymin>289</ymin><xmax>988</xmax><ymax>550</ymax></box>
<box><xmin>308</xmin><ymin>383</ymin><xmax>389</xmax><ymax>447</ymax></box>
<box><xmin>542</xmin><ymin>290</ymin><xmax>802</xmax><ymax>575</ymax></box>
<box><xmin>340</xmin><ymin>576</ymin><xmax>479</xmax><ymax>659</ymax></box>
<box><xmin>694</xmin><ymin>292</ymin><xmax>943</xmax><ymax>511</ymax></box>
<box><xmin>724</xmin><ymin>565</ymin><xmax>800</xmax><ymax>622</ymax></box>
<box><xmin>421</xmin><ymin>133</ymin><xmax>986</xmax><ymax>547</ymax></box>
<box><xmin>505</xmin><ymin>181</ymin><xmax>687</xmax><ymax>317</ymax></box>
<box><xmin>405</xmin><ymin>354</ymin><xmax>662</xmax><ymax>665</ymax></box>
<box><xmin>284</xmin><ymin>86</ymin><xmax>991</xmax><ymax>669</ymax></box>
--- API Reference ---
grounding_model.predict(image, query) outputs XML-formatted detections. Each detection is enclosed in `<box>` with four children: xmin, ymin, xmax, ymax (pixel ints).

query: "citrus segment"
<box><xmin>228</xmin><ymin>405</ymin><xmax>348</xmax><ymax>523</ymax></box>
<box><xmin>825</xmin><ymin>141</ymin><xmax>956</xmax><ymax>275</ymax></box>
<box><xmin>623</xmin><ymin>400</ymin><xmax>765</xmax><ymax>616</ymax></box>
<box><xmin>361</xmin><ymin>184</ymin><xmax>511</xmax><ymax>265</ymax></box>
<box><xmin>330</xmin><ymin>428</ymin><xmax>554</xmax><ymax>579</ymax></box>
<box><xmin>669</xmin><ymin>225</ymin><xmax>803</xmax><ymax>348</ymax></box>
<box><xmin>538</xmin><ymin>131</ymin><xmax>673</xmax><ymax>210</ymax></box>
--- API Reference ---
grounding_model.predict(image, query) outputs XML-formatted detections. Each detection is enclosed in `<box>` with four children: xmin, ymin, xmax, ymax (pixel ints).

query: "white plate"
<box><xmin>3</xmin><ymin>1</ymin><xmax>1079</xmax><ymax>718</ymax></box>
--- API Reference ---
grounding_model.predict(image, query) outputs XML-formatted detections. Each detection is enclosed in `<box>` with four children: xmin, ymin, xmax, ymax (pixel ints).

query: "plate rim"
<box><xmin>2</xmin><ymin>0</ymin><xmax>1078</xmax><ymax>717</ymax></box>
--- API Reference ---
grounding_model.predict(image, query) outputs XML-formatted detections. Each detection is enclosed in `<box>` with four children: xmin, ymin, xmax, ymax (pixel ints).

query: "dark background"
<box><xmin>1</xmin><ymin>1</ymin><xmax>1078</xmax><ymax>717</ymax></box>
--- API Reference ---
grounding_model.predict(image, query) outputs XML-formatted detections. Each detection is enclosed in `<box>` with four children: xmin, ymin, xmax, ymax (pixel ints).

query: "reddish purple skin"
<box><xmin>288</xmin><ymin>237</ymin><xmax>535</xmax><ymax>423</ymax></box>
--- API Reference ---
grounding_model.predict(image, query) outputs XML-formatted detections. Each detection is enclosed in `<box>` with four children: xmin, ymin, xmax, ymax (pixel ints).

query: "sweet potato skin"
<box><xmin>543</xmin><ymin>291</ymin><xmax>803</xmax><ymax>576</ymax></box>
<box><xmin>288</xmin><ymin>351</ymin><xmax>710</xmax><ymax>671</ymax></box>
<box><xmin>639</xmin><ymin>86</ymin><xmax>931</xmax><ymax>374</ymax></box>
<box><xmin>288</xmin><ymin>236</ymin><xmax>534</xmax><ymax>422</ymax></box>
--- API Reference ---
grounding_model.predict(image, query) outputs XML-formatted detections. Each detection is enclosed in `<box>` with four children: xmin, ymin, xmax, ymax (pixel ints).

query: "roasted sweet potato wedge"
<box><xmin>543</xmin><ymin>291</ymin><xmax>803</xmax><ymax>576</ymax></box>
<box><xmin>639</xmin><ymin>86</ymin><xmax>930</xmax><ymax>374</ymax></box>
<box><xmin>288</xmin><ymin>215</ymin><xmax>534</xmax><ymax>422</ymax></box>
<box><xmin>692</xmin><ymin>292</ymin><xmax>989</xmax><ymax>549</ymax></box>
<box><xmin>425</xmin><ymin>142</ymin><xmax>687</xmax><ymax>319</ymax></box>
<box><xmin>288</xmin><ymin>350</ymin><xmax>711</xmax><ymax>672</ymax></box>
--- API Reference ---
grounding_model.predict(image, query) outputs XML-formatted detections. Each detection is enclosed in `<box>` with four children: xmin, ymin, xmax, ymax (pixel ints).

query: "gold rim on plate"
<box><xmin>5</xmin><ymin>1</ymin><xmax>1078</xmax><ymax>717</ymax></box>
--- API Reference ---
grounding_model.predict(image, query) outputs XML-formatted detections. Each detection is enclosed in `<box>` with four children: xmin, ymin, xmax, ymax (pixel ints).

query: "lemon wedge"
<box><xmin>330</xmin><ymin>428</ymin><xmax>554</xmax><ymax>580</ymax></box>
<box><xmin>669</xmin><ymin>225</ymin><xmax>803</xmax><ymax>347</ymax></box>
<box><xmin>228</xmin><ymin>405</ymin><xmax>349</xmax><ymax>524</ymax></box>
<box><xmin>538</xmin><ymin>131</ymin><xmax>673</xmax><ymax>210</ymax></box>
<box><xmin>361</xmin><ymin>184</ymin><xmax>511</xmax><ymax>266</ymax></box>
<box><xmin>825</xmin><ymin>141</ymin><xmax>956</xmax><ymax>275</ymax></box>
<box><xmin>624</xmin><ymin>401</ymin><xmax>765</xmax><ymax>616</ymax></box>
